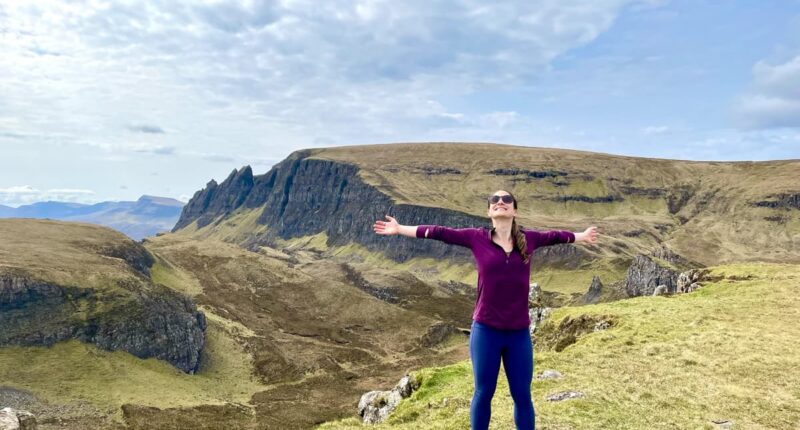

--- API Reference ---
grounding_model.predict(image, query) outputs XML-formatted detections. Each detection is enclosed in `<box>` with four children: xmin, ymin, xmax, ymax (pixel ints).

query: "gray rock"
<box><xmin>0</xmin><ymin>407</ymin><xmax>36</xmax><ymax>430</ymax></box>
<box><xmin>593</xmin><ymin>320</ymin><xmax>611</xmax><ymax>331</ymax></box>
<box><xmin>625</xmin><ymin>255</ymin><xmax>680</xmax><ymax>296</ymax></box>
<box><xmin>528</xmin><ymin>306</ymin><xmax>551</xmax><ymax>338</ymax></box>
<box><xmin>677</xmin><ymin>272</ymin><xmax>691</xmax><ymax>292</ymax></box>
<box><xmin>358</xmin><ymin>374</ymin><xmax>420</xmax><ymax>424</ymax></box>
<box><xmin>580</xmin><ymin>276</ymin><xmax>604</xmax><ymax>304</ymax></box>
<box><xmin>653</xmin><ymin>285</ymin><xmax>668</xmax><ymax>296</ymax></box>
<box><xmin>545</xmin><ymin>391</ymin><xmax>585</xmax><ymax>401</ymax></box>
<box><xmin>535</xmin><ymin>370</ymin><xmax>563</xmax><ymax>380</ymax></box>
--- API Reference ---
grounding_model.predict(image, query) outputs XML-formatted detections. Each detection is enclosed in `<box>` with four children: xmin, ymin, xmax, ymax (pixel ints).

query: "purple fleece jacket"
<box><xmin>416</xmin><ymin>225</ymin><xmax>575</xmax><ymax>330</ymax></box>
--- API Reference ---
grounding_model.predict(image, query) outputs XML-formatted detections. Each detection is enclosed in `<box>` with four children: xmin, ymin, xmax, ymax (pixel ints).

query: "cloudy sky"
<box><xmin>1</xmin><ymin>0</ymin><xmax>799</xmax><ymax>207</ymax></box>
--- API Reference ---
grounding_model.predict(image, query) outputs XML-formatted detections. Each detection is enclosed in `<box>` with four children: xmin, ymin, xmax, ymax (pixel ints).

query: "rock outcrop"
<box><xmin>580</xmin><ymin>276</ymin><xmax>603</xmax><ymax>304</ymax></box>
<box><xmin>173</xmin><ymin>166</ymin><xmax>255</xmax><ymax>231</ymax></box>
<box><xmin>535</xmin><ymin>314</ymin><xmax>615</xmax><ymax>352</ymax></box>
<box><xmin>624</xmin><ymin>254</ymin><xmax>680</xmax><ymax>296</ymax></box>
<box><xmin>528</xmin><ymin>283</ymin><xmax>552</xmax><ymax>339</ymax></box>
<box><xmin>358</xmin><ymin>374</ymin><xmax>421</xmax><ymax>424</ymax></box>
<box><xmin>0</xmin><ymin>274</ymin><xmax>206</xmax><ymax>373</ymax></box>
<box><xmin>0</xmin><ymin>407</ymin><xmax>36</xmax><ymax>430</ymax></box>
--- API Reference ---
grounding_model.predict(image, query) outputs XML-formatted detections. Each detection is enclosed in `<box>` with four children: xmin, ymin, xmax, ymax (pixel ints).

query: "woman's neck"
<box><xmin>492</xmin><ymin>221</ymin><xmax>514</xmax><ymax>242</ymax></box>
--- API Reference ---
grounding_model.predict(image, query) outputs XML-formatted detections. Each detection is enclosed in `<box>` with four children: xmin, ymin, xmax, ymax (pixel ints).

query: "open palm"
<box><xmin>374</xmin><ymin>215</ymin><xmax>400</xmax><ymax>235</ymax></box>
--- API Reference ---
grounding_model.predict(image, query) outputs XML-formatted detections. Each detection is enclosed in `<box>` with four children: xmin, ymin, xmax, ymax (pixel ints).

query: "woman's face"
<box><xmin>487</xmin><ymin>190</ymin><xmax>517</xmax><ymax>220</ymax></box>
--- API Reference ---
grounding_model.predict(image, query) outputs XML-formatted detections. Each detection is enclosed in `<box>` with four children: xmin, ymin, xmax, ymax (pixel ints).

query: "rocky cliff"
<box><xmin>0</xmin><ymin>219</ymin><xmax>206</xmax><ymax>373</ymax></box>
<box><xmin>173</xmin><ymin>149</ymin><xmax>586</xmax><ymax>266</ymax></box>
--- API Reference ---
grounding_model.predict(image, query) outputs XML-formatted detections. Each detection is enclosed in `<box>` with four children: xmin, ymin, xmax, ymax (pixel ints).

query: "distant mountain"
<box><xmin>0</xmin><ymin>204</ymin><xmax>15</xmax><ymax>217</ymax></box>
<box><xmin>0</xmin><ymin>195</ymin><xmax>184</xmax><ymax>240</ymax></box>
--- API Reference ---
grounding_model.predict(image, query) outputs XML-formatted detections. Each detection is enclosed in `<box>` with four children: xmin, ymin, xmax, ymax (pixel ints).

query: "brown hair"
<box><xmin>487</xmin><ymin>191</ymin><xmax>530</xmax><ymax>265</ymax></box>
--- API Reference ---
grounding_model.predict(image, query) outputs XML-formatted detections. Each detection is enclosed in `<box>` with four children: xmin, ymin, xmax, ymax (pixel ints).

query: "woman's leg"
<box><xmin>470</xmin><ymin>321</ymin><xmax>503</xmax><ymax>430</ymax></box>
<box><xmin>502</xmin><ymin>328</ymin><xmax>535</xmax><ymax>430</ymax></box>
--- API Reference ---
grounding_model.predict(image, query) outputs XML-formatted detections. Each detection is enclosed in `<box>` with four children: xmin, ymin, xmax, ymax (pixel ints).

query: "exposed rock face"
<box><xmin>177</xmin><ymin>152</ymin><xmax>483</xmax><ymax>264</ymax></box>
<box><xmin>666</xmin><ymin>184</ymin><xmax>696</xmax><ymax>214</ymax></box>
<box><xmin>650</xmin><ymin>245</ymin><xmax>699</xmax><ymax>269</ymax></box>
<box><xmin>528</xmin><ymin>283</ymin><xmax>551</xmax><ymax>339</ymax></box>
<box><xmin>358</xmin><ymin>374</ymin><xmax>420</xmax><ymax>424</ymax></box>
<box><xmin>173</xmin><ymin>166</ymin><xmax>255</xmax><ymax>230</ymax></box>
<box><xmin>531</xmin><ymin>243</ymin><xmax>587</xmax><ymax>269</ymax></box>
<box><xmin>624</xmin><ymin>255</ymin><xmax>680</xmax><ymax>297</ymax></box>
<box><xmin>173</xmin><ymin>151</ymin><xmax>591</xmax><ymax>267</ymax></box>
<box><xmin>536</xmin><ymin>314</ymin><xmax>615</xmax><ymax>352</ymax></box>
<box><xmin>580</xmin><ymin>276</ymin><xmax>603</xmax><ymax>304</ymax></box>
<box><xmin>753</xmin><ymin>192</ymin><xmax>800</xmax><ymax>210</ymax></box>
<box><xmin>677</xmin><ymin>268</ymin><xmax>709</xmax><ymax>293</ymax></box>
<box><xmin>0</xmin><ymin>274</ymin><xmax>206</xmax><ymax>374</ymax></box>
<box><xmin>0</xmin><ymin>407</ymin><xmax>36</xmax><ymax>430</ymax></box>
<box><xmin>96</xmin><ymin>240</ymin><xmax>156</xmax><ymax>277</ymax></box>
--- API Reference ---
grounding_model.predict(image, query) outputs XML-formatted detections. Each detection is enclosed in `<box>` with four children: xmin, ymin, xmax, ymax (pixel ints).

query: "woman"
<box><xmin>373</xmin><ymin>190</ymin><xmax>598</xmax><ymax>430</ymax></box>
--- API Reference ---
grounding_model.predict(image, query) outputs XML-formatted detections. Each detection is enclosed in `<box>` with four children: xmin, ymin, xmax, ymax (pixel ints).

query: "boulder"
<box><xmin>358</xmin><ymin>374</ymin><xmax>421</xmax><ymax>424</ymax></box>
<box><xmin>535</xmin><ymin>370</ymin><xmax>563</xmax><ymax>380</ymax></box>
<box><xmin>625</xmin><ymin>255</ymin><xmax>680</xmax><ymax>296</ymax></box>
<box><xmin>0</xmin><ymin>408</ymin><xmax>36</xmax><ymax>430</ymax></box>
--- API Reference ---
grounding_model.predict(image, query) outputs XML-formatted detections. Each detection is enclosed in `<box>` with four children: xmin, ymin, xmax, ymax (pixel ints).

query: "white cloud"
<box><xmin>0</xmin><ymin>0</ymin><xmax>650</xmax><ymax>153</ymax></box>
<box><xmin>736</xmin><ymin>55</ymin><xmax>800</xmax><ymax>129</ymax></box>
<box><xmin>0</xmin><ymin>185</ymin><xmax>97</xmax><ymax>207</ymax></box>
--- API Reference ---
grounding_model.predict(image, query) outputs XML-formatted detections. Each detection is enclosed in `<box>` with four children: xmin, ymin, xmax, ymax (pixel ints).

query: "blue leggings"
<box><xmin>469</xmin><ymin>320</ymin><xmax>535</xmax><ymax>430</ymax></box>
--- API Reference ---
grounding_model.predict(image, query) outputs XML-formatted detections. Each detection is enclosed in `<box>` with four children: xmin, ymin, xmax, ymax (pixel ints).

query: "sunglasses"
<box><xmin>488</xmin><ymin>194</ymin><xmax>514</xmax><ymax>204</ymax></box>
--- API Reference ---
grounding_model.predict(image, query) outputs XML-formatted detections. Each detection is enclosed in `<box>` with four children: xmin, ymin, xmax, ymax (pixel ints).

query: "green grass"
<box><xmin>317</xmin><ymin>262</ymin><xmax>800</xmax><ymax>430</ymax></box>
<box><xmin>150</xmin><ymin>253</ymin><xmax>204</xmax><ymax>296</ymax></box>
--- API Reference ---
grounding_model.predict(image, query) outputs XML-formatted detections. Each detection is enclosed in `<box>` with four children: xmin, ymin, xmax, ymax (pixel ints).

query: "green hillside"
<box><xmin>317</xmin><ymin>262</ymin><xmax>800</xmax><ymax>429</ymax></box>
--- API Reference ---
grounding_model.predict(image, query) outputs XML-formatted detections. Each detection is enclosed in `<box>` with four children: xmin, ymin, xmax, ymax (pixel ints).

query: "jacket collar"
<box><xmin>488</xmin><ymin>226</ymin><xmax>516</xmax><ymax>243</ymax></box>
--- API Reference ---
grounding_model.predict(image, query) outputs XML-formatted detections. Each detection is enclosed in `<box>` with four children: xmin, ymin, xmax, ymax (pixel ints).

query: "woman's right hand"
<box><xmin>374</xmin><ymin>215</ymin><xmax>400</xmax><ymax>235</ymax></box>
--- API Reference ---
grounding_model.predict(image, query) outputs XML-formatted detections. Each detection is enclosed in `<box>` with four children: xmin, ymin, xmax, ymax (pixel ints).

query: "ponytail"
<box><xmin>512</xmin><ymin>218</ymin><xmax>531</xmax><ymax>265</ymax></box>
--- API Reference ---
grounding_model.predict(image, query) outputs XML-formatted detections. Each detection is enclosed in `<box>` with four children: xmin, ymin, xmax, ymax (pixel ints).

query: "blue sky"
<box><xmin>1</xmin><ymin>0</ymin><xmax>799</xmax><ymax>206</ymax></box>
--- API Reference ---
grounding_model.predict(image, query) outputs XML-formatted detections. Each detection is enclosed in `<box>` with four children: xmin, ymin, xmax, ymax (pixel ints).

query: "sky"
<box><xmin>1</xmin><ymin>0</ymin><xmax>800</xmax><ymax>207</ymax></box>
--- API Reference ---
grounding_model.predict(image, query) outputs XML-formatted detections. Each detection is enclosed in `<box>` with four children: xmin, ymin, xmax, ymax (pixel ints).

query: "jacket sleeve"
<box><xmin>416</xmin><ymin>225</ymin><xmax>476</xmax><ymax>249</ymax></box>
<box><xmin>525</xmin><ymin>229</ymin><xmax>575</xmax><ymax>249</ymax></box>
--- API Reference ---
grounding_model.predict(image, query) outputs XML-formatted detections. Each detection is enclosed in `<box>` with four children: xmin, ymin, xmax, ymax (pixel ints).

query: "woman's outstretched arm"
<box><xmin>526</xmin><ymin>226</ymin><xmax>599</xmax><ymax>248</ymax></box>
<box><xmin>373</xmin><ymin>215</ymin><xmax>418</xmax><ymax>238</ymax></box>
<box><xmin>374</xmin><ymin>215</ymin><xmax>475</xmax><ymax>248</ymax></box>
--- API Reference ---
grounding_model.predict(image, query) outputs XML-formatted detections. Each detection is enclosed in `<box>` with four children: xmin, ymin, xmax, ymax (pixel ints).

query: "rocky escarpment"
<box><xmin>173</xmin><ymin>166</ymin><xmax>255</xmax><ymax>231</ymax></box>
<box><xmin>624</xmin><ymin>254</ymin><xmax>681</xmax><ymax>296</ymax></box>
<box><xmin>173</xmin><ymin>150</ymin><xmax>585</xmax><ymax>266</ymax></box>
<box><xmin>0</xmin><ymin>273</ymin><xmax>206</xmax><ymax>373</ymax></box>
<box><xmin>752</xmin><ymin>192</ymin><xmax>800</xmax><ymax>210</ymax></box>
<box><xmin>0</xmin><ymin>273</ymin><xmax>205</xmax><ymax>373</ymax></box>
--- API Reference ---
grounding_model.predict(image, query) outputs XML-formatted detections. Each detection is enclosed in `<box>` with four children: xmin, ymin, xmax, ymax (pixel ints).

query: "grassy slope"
<box><xmin>317</xmin><ymin>262</ymin><xmax>800</xmax><ymax>430</ymax></box>
<box><xmin>0</xmin><ymin>318</ymin><xmax>265</xmax><ymax>422</ymax></box>
<box><xmin>0</xmin><ymin>219</ymin><xmax>268</xmax><ymax>424</ymax></box>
